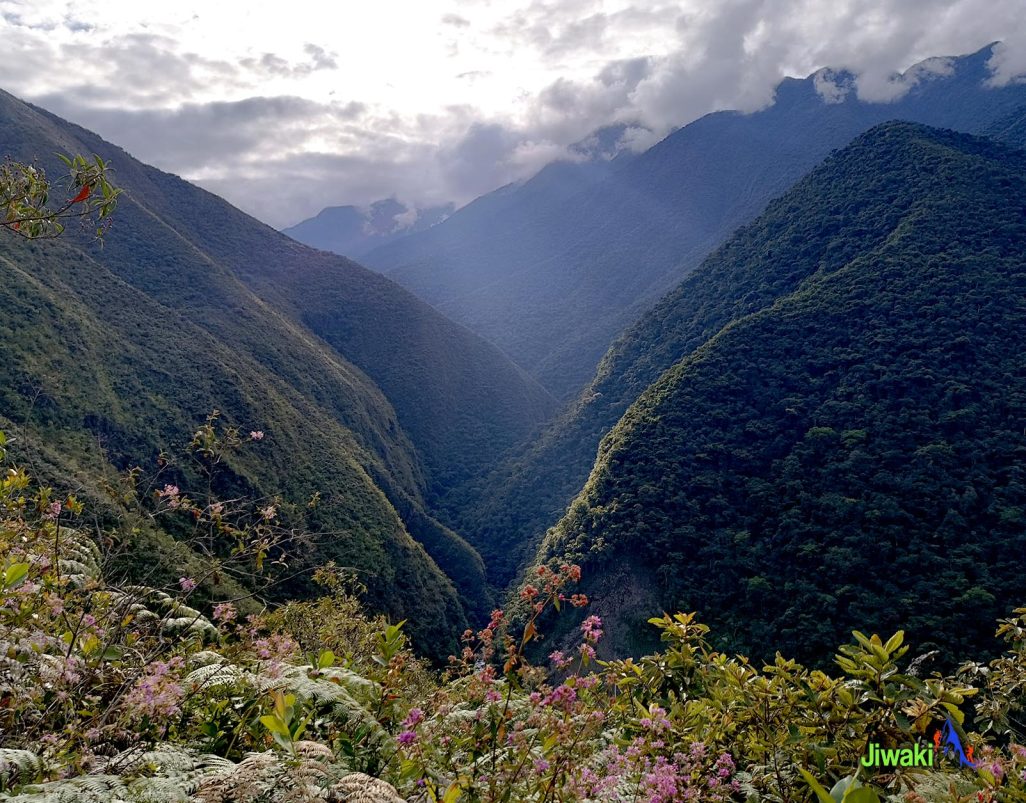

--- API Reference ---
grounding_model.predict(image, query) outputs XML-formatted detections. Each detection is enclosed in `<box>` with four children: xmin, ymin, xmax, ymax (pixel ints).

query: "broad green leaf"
<box><xmin>797</xmin><ymin>768</ymin><xmax>835</xmax><ymax>803</ymax></box>
<box><xmin>317</xmin><ymin>649</ymin><xmax>336</xmax><ymax>669</ymax></box>
<box><xmin>259</xmin><ymin>714</ymin><xmax>290</xmax><ymax>737</ymax></box>
<box><xmin>4</xmin><ymin>562</ymin><xmax>29</xmax><ymax>588</ymax></box>
<box><xmin>844</xmin><ymin>789</ymin><xmax>881</xmax><ymax>803</ymax></box>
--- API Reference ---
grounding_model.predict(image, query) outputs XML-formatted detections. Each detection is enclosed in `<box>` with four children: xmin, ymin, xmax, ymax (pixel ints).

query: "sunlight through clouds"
<box><xmin>1</xmin><ymin>0</ymin><xmax>1024</xmax><ymax>226</ymax></box>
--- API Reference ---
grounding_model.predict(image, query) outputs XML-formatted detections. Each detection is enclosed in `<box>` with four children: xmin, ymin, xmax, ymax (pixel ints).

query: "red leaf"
<box><xmin>71</xmin><ymin>185</ymin><xmax>91</xmax><ymax>203</ymax></box>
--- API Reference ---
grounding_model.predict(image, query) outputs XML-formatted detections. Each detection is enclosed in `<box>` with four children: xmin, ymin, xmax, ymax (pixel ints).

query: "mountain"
<box><xmin>282</xmin><ymin>199</ymin><xmax>453</xmax><ymax>258</ymax></box>
<box><xmin>0</xmin><ymin>88</ymin><xmax>556</xmax><ymax>658</ymax></box>
<box><xmin>453</xmin><ymin>49</ymin><xmax>1026</xmax><ymax>590</ymax></box>
<box><xmin>986</xmin><ymin>102</ymin><xmax>1026</xmax><ymax>148</ymax></box>
<box><xmin>365</xmin><ymin>44</ymin><xmax>1026</xmax><ymax>399</ymax></box>
<box><xmin>527</xmin><ymin>122</ymin><xmax>1026</xmax><ymax>666</ymax></box>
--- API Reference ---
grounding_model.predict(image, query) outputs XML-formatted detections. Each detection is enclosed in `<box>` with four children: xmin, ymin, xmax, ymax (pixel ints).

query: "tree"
<box><xmin>1</xmin><ymin>153</ymin><xmax>121</xmax><ymax>240</ymax></box>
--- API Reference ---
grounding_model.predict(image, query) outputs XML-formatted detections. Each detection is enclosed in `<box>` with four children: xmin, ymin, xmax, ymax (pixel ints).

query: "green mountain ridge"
<box><xmin>530</xmin><ymin>122</ymin><xmax>1026</xmax><ymax>666</ymax></box>
<box><xmin>0</xmin><ymin>88</ymin><xmax>555</xmax><ymax>657</ymax></box>
<box><xmin>366</xmin><ymin>45</ymin><xmax>1026</xmax><ymax>400</ymax></box>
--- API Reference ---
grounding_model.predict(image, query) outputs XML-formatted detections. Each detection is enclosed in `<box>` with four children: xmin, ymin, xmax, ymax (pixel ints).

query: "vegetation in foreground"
<box><xmin>2</xmin><ymin>428</ymin><xmax>1026</xmax><ymax>803</ymax></box>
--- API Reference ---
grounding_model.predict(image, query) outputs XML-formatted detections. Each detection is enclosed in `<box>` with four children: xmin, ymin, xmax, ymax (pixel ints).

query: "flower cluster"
<box><xmin>122</xmin><ymin>657</ymin><xmax>186</xmax><ymax>722</ymax></box>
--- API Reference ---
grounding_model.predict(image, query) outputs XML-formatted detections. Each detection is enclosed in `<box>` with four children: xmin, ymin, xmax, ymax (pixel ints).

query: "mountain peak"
<box><xmin>283</xmin><ymin>198</ymin><xmax>454</xmax><ymax>258</ymax></box>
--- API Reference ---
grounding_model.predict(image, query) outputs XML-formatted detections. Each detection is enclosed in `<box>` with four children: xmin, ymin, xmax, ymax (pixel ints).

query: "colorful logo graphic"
<box><xmin>860</xmin><ymin>717</ymin><xmax>975</xmax><ymax>769</ymax></box>
<box><xmin>935</xmin><ymin>716</ymin><xmax>976</xmax><ymax>769</ymax></box>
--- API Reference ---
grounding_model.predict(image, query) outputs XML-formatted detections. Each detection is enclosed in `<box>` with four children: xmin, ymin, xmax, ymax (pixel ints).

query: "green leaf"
<box><xmin>844</xmin><ymin>789</ymin><xmax>881</xmax><ymax>803</ymax></box>
<box><xmin>317</xmin><ymin>649</ymin><xmax>336</xmax><ymax>669</ymax></box>
<box><xmin>259</xmin><ymin>714</ymin><xmax>290</xmax><ymax>737</ymax></box>
<box><xmin>883</xmin><ymin>631</ymin><xmax>904</xmax><ymax>654</ymax></box>
<box><xmin>830</xmin><ymin>775</ymin><xmax>857</xmax><ymax>800</ymax></box>
<box><xmin>4</xmin><ymin>562</ymin><xmax>29</xmax><ymax>589</ymax></box>
<box><xmin>797</xmin><ymin>768</ymin><xmax>836</xmax><ymax>803</ymax></box>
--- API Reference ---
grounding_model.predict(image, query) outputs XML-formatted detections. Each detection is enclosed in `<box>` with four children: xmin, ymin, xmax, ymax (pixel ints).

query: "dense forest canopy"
<box><xmin>533</xmin><ymin>122</ymin><xmax>1026</xmax><ymax>668</ymax></box>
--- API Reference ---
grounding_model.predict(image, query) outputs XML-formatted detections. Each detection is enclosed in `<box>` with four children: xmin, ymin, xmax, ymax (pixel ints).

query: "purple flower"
<box><xmin>212</xmin><ymin>602</ymin><xmax>237</xmax><ymax>623</ymax></box>
<box><xmin>581</xmin><ymin>614</ymin><xmax>604</xmax><ymax>642</ymax></box>
<box><xmin>403</xmin><ymin>707</ymin><xmax>425</xmax><ymax>727</ymax></box>
<box><xmin>178</xmin><ymin>577</ymin><xmax>197</xmax><ymax>593</ymax></box>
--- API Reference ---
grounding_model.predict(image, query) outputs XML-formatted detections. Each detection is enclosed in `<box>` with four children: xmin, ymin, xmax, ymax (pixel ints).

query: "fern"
<box><xmin>192</xmin><ymin>743</ymin><xmax>406</xmax><ymax>802</ymax></box>
<box><xmin>3</xmin><ymin>773</ymin><xmax>128</xmax><ymax>802</ymax></box>
<box><xmin>183</xmin><ymin>661</ymin><xmax>389</xmax><ymax>746</ymax></box>
<box><xmin>110</xmin><ymin>587</ymin><xmax>218</xmax><ymax>641</ymax></box>
<box><xmin>0</xmin><ymin>749</ymin><xmax>44</xmax><ymax>791</ymax></box>
<box><xmin>52</xmin><ymin>528</ymin><xmax>102</xmax><ymax>587</ymax></box>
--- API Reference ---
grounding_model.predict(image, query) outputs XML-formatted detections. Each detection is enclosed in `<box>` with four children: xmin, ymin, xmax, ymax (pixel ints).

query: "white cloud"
<box><xmin>0</xmin><ymin>0</ymin><xmax>1024</xmax><ymax>227</ymax></box>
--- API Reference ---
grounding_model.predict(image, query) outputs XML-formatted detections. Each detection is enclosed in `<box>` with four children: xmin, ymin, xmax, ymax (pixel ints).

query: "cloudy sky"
<box><xmin>1</xmin><ymin>0</ymin><xmax>1024</xmax><ymax>228</ymax></box>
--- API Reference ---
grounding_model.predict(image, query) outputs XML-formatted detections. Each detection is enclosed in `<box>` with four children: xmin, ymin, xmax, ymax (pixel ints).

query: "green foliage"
<box><xmin>534</xmin><ymin>122</ymin><xmax>1026</xmax><ymax>667</ymax></box>
<box><xmin>1</xmin><ymin>153</ymin><xmax>120</xmax><ymax>241</ymax></box>
<box><xmin>5</xmin><ymin>454</ymin><xmax>1026</xmax><ymax>802</ymax></box>
<box><xmin>0</xmin><ymin>86</ymin><xmax>561</xmax><ymax>655</ymax></box>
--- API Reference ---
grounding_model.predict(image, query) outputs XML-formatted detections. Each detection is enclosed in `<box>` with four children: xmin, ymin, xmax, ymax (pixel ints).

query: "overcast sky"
<box><xmin>1</xmin><ymin>0</ymin><xmax>1024</xmax><ymax>228</ymax></box>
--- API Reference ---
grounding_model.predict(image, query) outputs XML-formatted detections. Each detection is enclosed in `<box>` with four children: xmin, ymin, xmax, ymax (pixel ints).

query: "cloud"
<box><xmin>441</xmin><ymin>13</ymin><xmax>470</xmax><ymax>28</ymax></box>
<box><xmin>987</xmin><ymin>40</ymin><xmax>1026</xmax><ymax>86</ymax></box>
<box><xmin>33</xmin><ymin>95</ymin><xmax>368</xmax><ymax>172</ymax></box>
<box><xmin>240</xmin><ymin>44</ymin><xmax>339</xmax><ymax>77</ymax></box>
<box><xmin>2</xmin><ymin>0</ymin><xmax>1025</xmax><ymax>228</ymax></box>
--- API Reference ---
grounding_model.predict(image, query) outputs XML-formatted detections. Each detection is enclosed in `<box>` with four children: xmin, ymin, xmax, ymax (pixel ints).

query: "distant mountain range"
<box><xmin>529</xmin><ymin>121</ymin><xmax>1026</xmax><ymax>666</ymax></box>
<box><xmin>445</xmin><ymin>44</ymin><xmax>1026</xmax><ymax>596</ymax></box>
<box><xmin>354</xmin><ymin>44</ymin><xmax>1026</xmax><ymax>400</ymax></box>
<box><xmin>0</xmin><ymin>88</ymin><xmax>556</xmax><ymax>659</ymax></box>
<box><xmin>5</xmin><ymin>42</ymin><xmax>1026</xmax><ymax>673</ymax></box>
<box><xmin>282</xmin><ymin>199</ymin><xmax>454</xmax><ymax>258</ymax></box>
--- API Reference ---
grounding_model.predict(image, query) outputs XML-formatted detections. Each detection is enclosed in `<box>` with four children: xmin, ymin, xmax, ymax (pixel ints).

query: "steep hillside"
<box><xmin>986</xmin><ymin>102</ymin><xmax>1026</xmax><ymax>147</ymax></box>
<box><xmin>531</xmin><ymin>123</ymin><xmax>1026</xmax><ymax>666</ymax></box>
<box><xmin>460</xmin><ymin>57</ymin><xmax>1026</xmax><ymax>589</ymax></box>
<box><xmin>0</xmin><ymin>88</ymin><xmax>554</xmax><ymax>654</ymax></box>
<box><xmin>282</xmin><ymin>199</ymin><xmax>453</xmax><ymax>258</ymax></box>
<box><xmin>367</xmin><ymin>45</ymin><xmax>1026</xmax><ymax>398</ymax></box>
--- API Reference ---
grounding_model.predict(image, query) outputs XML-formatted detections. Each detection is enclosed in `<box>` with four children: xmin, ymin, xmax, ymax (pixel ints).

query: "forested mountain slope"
<box><xmin>531</xmin><ymin>122</ymin><xmax>1026</xmax><ymax>666</ymax></box>
<box><xmin>367</xmin><ymin>45</ymin><xmax>1026</xmax><ymax>398</ymax></box>
<box><xmin>459</xmin><ymin>63</ymin><xmax>1026</xmax><ymax>590</ymax></box>
<box><xmin>986</xmin><ymin>102</ymin><xmax>1026</xmax><ymax>147</ymax></box>
<box><xmin>0</xmin><ymin>88</ymin><xmax>554</xmax><ymax>655</ymax></box>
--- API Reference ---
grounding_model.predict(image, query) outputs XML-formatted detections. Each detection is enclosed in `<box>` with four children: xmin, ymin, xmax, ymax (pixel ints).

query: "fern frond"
<box><xmin>5</xmin><ymin>773</ymin><xmax>128</xmax><ymax>802</ymax></box>
<box><xmin>0</xmin><ymin>748</ymin><xmax>44</xmax><ymax>790</ymax></box>
<box><xmin>53</xmin><ymin>528</ymin><xmax>102</xmax><ymax>586</ymax></box>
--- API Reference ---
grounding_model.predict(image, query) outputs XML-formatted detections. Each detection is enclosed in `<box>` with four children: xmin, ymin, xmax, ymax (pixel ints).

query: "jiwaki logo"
<box><xmin>861</xmin><ymin>717</ymin><xmax>976</xmax><ymax>769</ymax></box>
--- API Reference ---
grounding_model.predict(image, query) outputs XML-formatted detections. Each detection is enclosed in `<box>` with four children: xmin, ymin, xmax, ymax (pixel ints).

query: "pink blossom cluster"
<box><xmin>122</xmin><ymin>657</ymin><xmax>185</xmax><ymax>722</ymax></box>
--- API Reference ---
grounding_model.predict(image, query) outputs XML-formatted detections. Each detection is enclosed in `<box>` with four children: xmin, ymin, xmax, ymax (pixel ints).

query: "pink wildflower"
<box><xmin>123</xmin><ymin>658</ymin><xmax>185</xmax><ymax>721</ymax></box>
<box><xmin>212</xmin><ymin>602</ymin><xmax>237</xmax><ymax>623</ymax></box>
<box><xmin>581</xmin><ymin>614</ymin><xmax>603</xmax><ymax>642</ymax></box>
<box><xmin>403</xmin><ymin>707</ymin><xmax>425</xmax><ymax>727</ymax></box>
